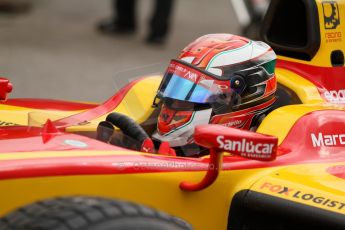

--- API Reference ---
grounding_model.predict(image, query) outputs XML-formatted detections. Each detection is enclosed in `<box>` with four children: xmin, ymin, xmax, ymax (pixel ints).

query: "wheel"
<box><xmin>0</xmin><ymin>196</ymin><xmax>193</xmax><ymax>230</ymax></box>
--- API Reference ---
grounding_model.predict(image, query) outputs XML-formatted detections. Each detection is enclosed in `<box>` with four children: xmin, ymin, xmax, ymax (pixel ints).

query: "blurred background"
<box><xmin>0</xmin><ymin>0</ymin><xmax>268</xmax><ymax>102</ymax></box>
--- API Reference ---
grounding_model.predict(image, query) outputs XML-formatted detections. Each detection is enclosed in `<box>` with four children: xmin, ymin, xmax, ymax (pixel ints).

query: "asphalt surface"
<box><xmin>0</xmin><ymin>0</ymin><xmax>240</xmax><ymax>102</ymax></box>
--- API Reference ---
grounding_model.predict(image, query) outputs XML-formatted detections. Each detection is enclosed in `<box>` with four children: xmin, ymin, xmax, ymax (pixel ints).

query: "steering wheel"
<box><xmin>97</xmin><ymin>112</ymin><xmax>153</xmax><ymax>152</ymax></box>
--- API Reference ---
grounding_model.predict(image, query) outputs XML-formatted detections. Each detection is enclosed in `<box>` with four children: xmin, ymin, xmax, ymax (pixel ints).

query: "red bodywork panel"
<box><xmin>0</xmin><ymin>126</ymin><xmax>122</xmax><ymax>153</ymax></box>
<box><xmin>3</xmin><ymin>99</ymin><xmax>97</xmax><ymax>111</ymax></box>
<box><xmin>0</xmin><ymin>110</ymin><xmax>345</xmax><ymax>180</ymax></box>
<box><xmin>277</xmin><ymin>60</ymin><xmax>345</xmax><ymax>101</ymax></box>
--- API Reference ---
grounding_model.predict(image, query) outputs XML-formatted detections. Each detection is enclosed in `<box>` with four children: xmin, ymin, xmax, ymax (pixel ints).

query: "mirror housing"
<box><xmin>0</xmin><ymin>78</ymin><xmax>13</xmax><ymax>101</ymax></box>
<box><xmin>180</xmin><ymin>125</ymin><xmax>278</xmax><ymax>192</ymax></box>
<box><xmin>195</xmin><ymin>124</ymin><xmax>278</xmax><ymax>161</ymax></box>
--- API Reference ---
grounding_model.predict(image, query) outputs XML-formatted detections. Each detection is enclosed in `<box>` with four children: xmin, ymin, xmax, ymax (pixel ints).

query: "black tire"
<box><xmin>0</xmin><ymin>196</ymin><xmax>193</xmax><ymax>230</ymax></box>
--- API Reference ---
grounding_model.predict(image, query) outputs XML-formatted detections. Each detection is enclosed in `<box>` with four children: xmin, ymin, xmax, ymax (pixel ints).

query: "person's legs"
<box><xmin>98</xmin><ymin>0</ymin><xmax>137</xmax><ymax>34</ymax></box>
<box><xmin>115</xmin><ymin>0</ymin><xmax>136</xmax><ymax>30</ymax></box>
<box><xmin>147</xmin><ymin>0</ymin><xmax>175</xmax><ymax>44</ymax></box>
<box><xmin>0</xmin><ymin>0</ymin><xmax>31</xmax><ymax>14</ymax></box>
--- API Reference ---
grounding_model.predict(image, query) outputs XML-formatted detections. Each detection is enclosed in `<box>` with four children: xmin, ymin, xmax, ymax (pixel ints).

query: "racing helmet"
<box><xmin>152</xmin><ymin>34</ymin><xmax>277</xmax><ymax>148</ymax></box>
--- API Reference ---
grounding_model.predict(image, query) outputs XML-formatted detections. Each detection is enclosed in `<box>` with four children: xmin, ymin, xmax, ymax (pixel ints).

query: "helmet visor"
<box><xmin>157</xmin><ymin>60</ymin><xmax>232</xmax><ymax>104</ymax></box>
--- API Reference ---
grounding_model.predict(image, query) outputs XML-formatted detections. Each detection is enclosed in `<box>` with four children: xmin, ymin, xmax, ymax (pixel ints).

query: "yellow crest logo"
<box><xmin>322</xmin><ymin>1</ymin><xmax>340</xmax><ymax>29</ymax></box>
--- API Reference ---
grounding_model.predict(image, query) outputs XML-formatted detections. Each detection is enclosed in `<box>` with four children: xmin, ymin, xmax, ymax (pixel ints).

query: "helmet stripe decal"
<box><xmin>205</xmin><ymin>41</ymin><xmax>253</xmax><ymax>71</ymax></box>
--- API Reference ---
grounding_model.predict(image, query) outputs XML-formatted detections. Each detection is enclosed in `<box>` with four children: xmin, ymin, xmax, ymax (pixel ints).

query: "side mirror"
<box><xmin>195</xmin><ymin>124</ymin><xmax>278</xmax><ymax>161</ymax></box>
<box><xmin>180</xmin><ymin>124</ymin><xmax>278</xmax><ymax>192</ymax></box>
<box><xmin>0</xmin><ymin>78</ymin><xmax>13</xmax><ymax>101</ymax></box>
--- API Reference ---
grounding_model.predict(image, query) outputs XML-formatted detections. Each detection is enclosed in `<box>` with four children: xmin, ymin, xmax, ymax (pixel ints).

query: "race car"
<box><xmin>0</xmin><ymin>0</ymin><xmax>344</xmax><ymax>229</ymax></box>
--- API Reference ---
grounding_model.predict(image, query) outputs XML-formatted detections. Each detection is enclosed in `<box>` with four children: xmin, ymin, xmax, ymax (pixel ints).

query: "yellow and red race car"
<box><xmin>0</xmin><ymin>0</ymin><xmax>345</xmax><ymax>229</ymax></box>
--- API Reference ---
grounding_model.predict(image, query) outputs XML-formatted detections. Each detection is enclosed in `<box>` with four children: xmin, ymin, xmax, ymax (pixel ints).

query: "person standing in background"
<box><xmin>98</xmin><ymin>0</ymin><xmax>175</xmax><ymax>45</ymax></box>
<box><xmin>0</xmin><ymin>0</ymin><xmax>31</xmax><ymax>14</ymax></box>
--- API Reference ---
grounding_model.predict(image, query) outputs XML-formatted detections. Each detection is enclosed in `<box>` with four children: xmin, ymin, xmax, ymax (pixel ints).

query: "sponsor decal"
<box><xmin>325</xmin><ymin>31</ymin><xmax>342</xmax><ymax>43</ymax></box>
<box><xmin>260</xmin><ymin>182</ymin><xmax>294</xmax><ymax>196</ymax></box>
<box><xmin>260</xmin><ymin>182</ymin><xmax>345</xmax><ymax>211</ymax></box>
<box><xmin>323</xmin><ymin>1</ymin><xmax>342</xmax><ymax>43</ymax></box>
<box><xmin>184</xmin><ymin>71</ymin><xmax>198</xmax><ymax>82</ymax></box>
<box><xmin>216</xmin><ymin>135</ymin><xmax>274</xmax><ymax>157</ymax></box>
<box><xmin>324</xmin><ymin>89</ymin><xmax>345</xmax><ymax>102</ymax></box>
<box><xmin>63</xmin><ymin>139</ymin><xmax>88</xmax><ymax>148</ymax></box>
<box><xmin>0</xmin><ymin>120</ymin><xmax>18</xmax><ymax>126</ymax></box>
<box><xmin>222</xmin><ymin>120</ymin><xmax>242</xmax><ymax>128</ymax></box>
<box><xmin>322</xmin><ymin>1</ymin><xmax>340</xmax><ymax>30</ymax></box>
<box><xmin>327</xmin><ymin>165</ymin><xmax>345</xmax><ymax>180</ymax></box>
<box><xmin>310</xmin><ymin>132</ymin><xmax>345</xmax><ymax>147</ymax></box>
<box><xmin>212</xmin><ymin>113</ymin><xmax>254</xmax><ymax>130</ymax></box>
<box><xmin>167</xmin><ymin>61</ymin><xmax>202</xmax><ymax>84</ymax></box>
<box><xmin>217</xmin><ymin>84</ymin><xmax>229</xmax><ymax>90</ymax></box>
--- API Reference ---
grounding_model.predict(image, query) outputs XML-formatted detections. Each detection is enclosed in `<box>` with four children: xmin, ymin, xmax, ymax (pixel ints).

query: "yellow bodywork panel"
<box><xmin>0</xmin><ymin>166</ymin><xmax>276</xmax><ymax>230</ymax></box>
<box><xmin>66</xmin><ymin>76</ymin><xmax>161</xmax><ymax>132</ymax></box>
<box><xmin>0</xmin><ymin>76</ymin><xmax>161</xmax><ymax>131</ymax></box>
<box><xmin>251</xmin><ymin>162</ymin><xmax>345</xmax><ymax>215</ymax></box>
<box><xmin>258</xmin><ymin>65</ymin><xmax>345</xmax><ymax>144</ymax></box>
<box><xmin>257</xmin><ymin>103</ymin><xmax>345</xmax><ymax>144</ymax></box>
<box><xmin>275</xmin><ymin>67</ymin><xmax>324</xmax><ymax>104</ymax></box>
<box><xmin>0</xmin><ymin>162</ymin><xmax>344</xmax><ymax>229</ymax></box>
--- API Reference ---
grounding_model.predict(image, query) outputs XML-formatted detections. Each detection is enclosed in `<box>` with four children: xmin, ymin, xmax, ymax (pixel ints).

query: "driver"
<box><xmin>152</xmin><ymin>33</ymin><xmax>277</xmax><ymax>156</ymax></box>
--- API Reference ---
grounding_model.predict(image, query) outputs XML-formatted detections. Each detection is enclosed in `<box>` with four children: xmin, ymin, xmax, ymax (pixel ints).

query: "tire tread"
<box><xmin>0</xmin><ymin>196</ymin><xmax>192</xmax><ymax>230</ymax></box>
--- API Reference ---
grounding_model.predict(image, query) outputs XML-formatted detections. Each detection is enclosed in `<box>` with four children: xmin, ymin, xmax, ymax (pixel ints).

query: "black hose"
<box><xmin>106</xmin><ymin>112</ymin><xmax>149</xmax><ymax>143</ymax></box>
